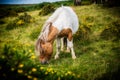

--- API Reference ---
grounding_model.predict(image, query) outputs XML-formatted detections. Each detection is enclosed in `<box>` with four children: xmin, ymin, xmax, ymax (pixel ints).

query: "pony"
<box><xmin>35</xmin><ymin>6</ymin><xmax>79</xmax><ymax>64</ymax></box>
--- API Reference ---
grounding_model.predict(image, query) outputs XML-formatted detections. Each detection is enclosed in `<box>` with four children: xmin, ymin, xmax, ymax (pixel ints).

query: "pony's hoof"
<box><xmin>54</xmin><ymin>55</ymin><xmax>59</xmax><ymax>59</ymax></box>
<box><xmin>65</xmin><ymin>49</ymin><xmax>70</xmax><ymax>53</ymax></box>
<box><xmin>61</xmin><ymin>48</ymin><xmax>64</xmax><ymax>52</ymax></box>
<box><xmin>72</xmin><ymin>56</ymin><xmax>76</xmax><ymax>59</ymax></box>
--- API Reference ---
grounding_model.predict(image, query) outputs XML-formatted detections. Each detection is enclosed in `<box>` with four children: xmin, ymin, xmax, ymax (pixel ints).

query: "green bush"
<box><xmin>0</xmin><ymin>9</ymin><xmax>18</xmax><ymax>18</ymax></box>
<box><xmin>100</xmin><ymin>20</ymin><xmax>120</xmax><ymax>40</ymax></box>
<box><xmin>39</xmin><ymin>4</ymin><xmax>55</xmax><ymax>16</ymax></box>
<box><xmin>74</xmin><ymin>25</ymin><xmax>91</xmax><ymax>41</ymax></box>
<box><xmin>6</xmin><ymin>13</ymin><xmax>34</xmax><ymax>30</ymax></box>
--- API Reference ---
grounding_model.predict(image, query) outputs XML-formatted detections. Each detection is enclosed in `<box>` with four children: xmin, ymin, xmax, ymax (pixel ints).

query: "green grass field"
<box><xmin>0</xmin><ymin>4</ymin><xmax>120</xmax><ymax>80</ymax></box>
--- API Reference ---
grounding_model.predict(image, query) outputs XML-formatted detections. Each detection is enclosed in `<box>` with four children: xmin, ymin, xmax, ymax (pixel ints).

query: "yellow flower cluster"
<box><xmin>44</xmin><ymin>67</ymin><xmax>55</xmax><ymax>75</ymax></box>
<box><xmin>27</xmin><ymin>75</ymin><xmax>32</xmax><ymax>79</ymax></box>
<box><xmin>18</xmin><ymin>69</ymin><xmax>23</xmax><ymax>74</ymax></box>
<box><xmin>11</xmin><ymin>68</ymin><xmax>15</xmax><ymax>71</ymax></box>
<box><xmin>17</xmin><ymin>20</ymin><xmax>24</xmax><ymax>25</ymax></box>
<box><xmin>64</xmin><ymin>71</ymin><xmax>77</xmax><ymax>77</ymax></box>
<box><xmin>27</xmin><ymin>75</ymin><xmax>38</xmax><ymax>80</ymax></box>
<box><xmin>17</xmin><ymin>63</ymin><xmax>24</xmax><ymax>74</ymax></box>
<box><xmin>40</xmin><ymin>67</ymin><xmax>44</xmax><ymax>70</ymax></box>
<box><xmin>32</xmin><ymin>68</ymin><xmax>37</xmax><ymax>72</ymax></box>
<box><xmin>31</xmin><ymin>55</ymin><xmax>36</xmax><ymax>59</ymax></box>
<box><xmin>18</xmin><ymin>64</ymin><xmax>24</xmax><ymax>68</ymax></box>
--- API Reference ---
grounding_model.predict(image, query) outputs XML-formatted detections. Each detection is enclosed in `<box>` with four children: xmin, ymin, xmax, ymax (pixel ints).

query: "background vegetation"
<box><xmin>0</xmin><ymin>0</ymin><xmax>120</xmax><ymax>80</ymax></box>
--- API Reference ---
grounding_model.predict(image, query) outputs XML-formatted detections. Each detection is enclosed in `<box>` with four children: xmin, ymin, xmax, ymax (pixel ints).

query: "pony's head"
<box><xmin>36</xmin><ymin>39</ymin><xmax>53</xmax><ymax>64</ymax></box>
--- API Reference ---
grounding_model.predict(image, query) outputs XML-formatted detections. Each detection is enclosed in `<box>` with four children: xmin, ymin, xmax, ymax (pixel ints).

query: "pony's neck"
<box><xmin>47</xmin><ymin>26</ymin><xmax>59</xmax><ymax>44</ymax></box>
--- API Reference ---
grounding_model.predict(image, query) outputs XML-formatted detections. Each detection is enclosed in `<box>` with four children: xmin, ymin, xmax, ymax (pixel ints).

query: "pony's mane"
<box><xmin>38</xmin><ymin>7</ymin><xmax>63</xmax><ymax>41</ymax></box>
<box><xmin>38</xmin><ymin>22</ymin><xmax>51</xmax><ymax>42</ymax></box>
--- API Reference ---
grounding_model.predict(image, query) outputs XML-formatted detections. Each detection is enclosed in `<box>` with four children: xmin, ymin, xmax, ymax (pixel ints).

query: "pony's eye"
<box><xmin>49</xmin><ymin>54</ymin><xmax>51</xmax><ymax>57</ymax></box>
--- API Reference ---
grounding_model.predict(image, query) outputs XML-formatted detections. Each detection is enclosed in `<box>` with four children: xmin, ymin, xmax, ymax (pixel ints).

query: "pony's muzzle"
<box><xmin>40</xmin><ymin>61</ymin><xmax>49</xmax><ymax>65</ymax></box>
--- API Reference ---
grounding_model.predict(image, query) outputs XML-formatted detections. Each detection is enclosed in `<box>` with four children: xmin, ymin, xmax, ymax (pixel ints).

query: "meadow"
<box><xmin>0</xmin><ymin>3</ymin><xmax>120</xmax><ymax>80</ymax></box>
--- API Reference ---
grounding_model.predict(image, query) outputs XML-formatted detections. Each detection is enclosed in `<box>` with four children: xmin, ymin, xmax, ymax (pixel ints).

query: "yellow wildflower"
<box><xmin>27</xmin><ymin>75</ymin><xmax>32</xmax><ymax>79</ymax></box>
<box><xmin>29</xmin><ymin>50</ymin><xmax>32</xmax><ymax>53</ymax></box>
<box><xmin>67</xmin><ymin>71</ymin><xmax>72</xmax><ymax>75</ymax></box>
<box><xmin>11</xmin><ymin>68</ymin><xmax>15</xmax><ymax>71</ymax></box>
<box><xmin>18</xmin><ymin>69</ymin><xmax>23</xmax><ymax>73</ymax></box>
<box><xmin>45</xmin><ymin>72</ymin><xmax>48</xmax><ymax>75</ymax></box>
<box><xmin>65</xmin><ymin>73</ymin><xmax>68</xmax><ymax>76</ymax></box>
<box><xmin>77</xmin><ymin>75</ymin><xmax>80</xmax><ymax>78</ymax></box>
<box><xmin>2</xmin><ymin>55</ymin><xmax>5</xmax><ymax>59</ymax></box>
<box><xmin>31</xmin><ymin>55</ymin><xmax>36</xmax><ymax>59</ymax></box>
<box><xmin>51</xmin><ymin>71</ymin><xmax>54</xmax><ymax>74</ymax></box>
<box><xmin>17</xmin><ymin>20</ymin><xmax>24</xmax><ymax>25</ymax></box>
<box><xmin>18</xmin><ymin>64</ymin><xmax>24</xmax><ymax>68</ymax></box>
<box><xmin>13</xmin><ymin>47</ymin><xmax>16</xmax><ymax>51</ymax></box>
<box><xmin>33</xmin><ymin>77</ymin><xmax>38</xmax><ymax>80</ymax></box>
<box><xmin>72</xmin><ymin>73</ymin><xmax>76</xmax><ymax>76</ymax></box>
<box><xmin>40</xmin><ymin>67</ymin><xmax>44</xmax><ymax>70</ymax></box>
<box><xmin>32</xmin><ymin>68</ymin><xmax>37</xmax><ymax>72</ymax></box>
<box><xmin>47</xmin><ymin>68</ymin><xmax>53</xmax><ymax>72</ymax></box>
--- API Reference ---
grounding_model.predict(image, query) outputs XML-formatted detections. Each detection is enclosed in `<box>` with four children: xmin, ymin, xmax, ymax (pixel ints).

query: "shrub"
<box><xmin>74</xmin><ymin>25</ymin><xmax>91</xmax><ymax>41</ymax></box>
<box><xmin>18</xmin><ymin>13</ymin><xmax>33</xmax><ymax>23</ymax></box>
<box><xmin>0</xmin><ymin>9</ymin><xmax>18</xmax><ymax>18</ymax></box>
<box><xmin>6</xmin><ymin>13</ymin><xmax>33</xmax><ymax>30</ymax></box>
<box><xmin>7</xmin><ymin>10</ymin><xmax>18</xmax><ymax>17</ymax></box>
<box><xmin>100</xmin><ymin>20</ymin><xmax>120</xmax><ymax>40</ymax></box>
<box><xmin>39</xmin><ymin>3</ymin><xmax>55</xmax><ymax>16</ymax></box>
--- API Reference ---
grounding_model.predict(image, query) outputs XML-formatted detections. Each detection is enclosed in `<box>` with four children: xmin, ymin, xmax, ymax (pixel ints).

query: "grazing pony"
<box><xmin>35</xmin><ymin>6</ymin><xmax>79</xmax><ymax>64</ymax></box>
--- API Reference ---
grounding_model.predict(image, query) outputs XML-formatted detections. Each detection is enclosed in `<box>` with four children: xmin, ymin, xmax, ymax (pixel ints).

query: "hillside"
<box><xmin>0</xmin><ymin>4</ymin><xmax>120</xmax><ymax>80</ymax></box>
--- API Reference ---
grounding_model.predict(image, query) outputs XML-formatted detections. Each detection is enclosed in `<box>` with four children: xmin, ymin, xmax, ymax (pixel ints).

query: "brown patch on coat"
<box><xmin>48</xmin><ymin>26</ymin><xmax>73</xmax><ymax>42</ymax></box>
<box><xmin>58</xmin><ymin>28</ymin><xmax>73</xmax><ymax>41</ymax></box>
<box><xmin>47</xmin><ymin>26</ymin><xmax>59</xmax><ymax>43</ymax></box>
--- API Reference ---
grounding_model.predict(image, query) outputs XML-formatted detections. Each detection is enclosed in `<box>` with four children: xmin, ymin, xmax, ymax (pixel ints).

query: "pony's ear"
<box><xmin>49</xmin><ymin>22</ymin><xmax>52</xmax><ymax>32</ymax></box>
<box><xmin>49</xmin><ymin>22</ymin><xmax>52</xmax><ymax>27</ymax></box>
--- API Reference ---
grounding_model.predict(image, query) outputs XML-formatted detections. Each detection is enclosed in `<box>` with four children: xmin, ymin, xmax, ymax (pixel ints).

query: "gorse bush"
<box><xmin>6</xmin><ymin>13</ymin><xmax>34</xmax><ymax>30</ymax></box>
<box><xmin>101</xmin><ymin>20</ymin><xmax>120</xmax><ymax>40</ymax></box>
<box><xmin>19</xmin><ymin>13</ymin><xmax>33</xmax><ymax>23</ymax></box>
<box><xmin>0</xmin><ymin>9</ymin><xmax>18</xmax><ymax>18</ymax></box>
<box><xmin>74</xmin><ymin>16</ymin><xmax>93</xmax><ymax>41</ymax></box>
<box><xmin>39</xmin><ymin>3</ymin><xmax>55</xmax><ymax>16</ymax></box>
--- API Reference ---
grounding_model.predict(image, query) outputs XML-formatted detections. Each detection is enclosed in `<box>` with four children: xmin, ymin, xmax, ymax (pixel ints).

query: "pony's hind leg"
<box><xmin>55</xmin><ymin>38</ymin><xmax>61</xmax><ymax>59</ymax></box>
<box><xmin>61</xmin><ymin>38</ymin><xmax>64</xmax><ymax>51</ymax></box>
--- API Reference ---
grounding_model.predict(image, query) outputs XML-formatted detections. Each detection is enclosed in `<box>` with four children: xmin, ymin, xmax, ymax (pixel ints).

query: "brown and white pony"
<box><xmin>35</xmin><ymin>6</ymin><xmax>79</xmax><ymax>64</ymax></box>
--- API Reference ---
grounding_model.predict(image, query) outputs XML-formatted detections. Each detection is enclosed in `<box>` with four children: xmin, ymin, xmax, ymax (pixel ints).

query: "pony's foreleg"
<box><xmin>55</xmin><ymin>38</ymin><xmax>61</xmax><ymax>59</ymax></box>
<box><xmin>67</xmin><ymin>39</ymin><xmax>76</xmax><ymax>59</ymax></box>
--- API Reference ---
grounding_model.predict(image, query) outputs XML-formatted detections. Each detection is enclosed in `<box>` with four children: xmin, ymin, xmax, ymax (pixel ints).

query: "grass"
<box><xmin>0</xmin><ymin>4</ymin><xmax>120</xmax><ymax>80</ymax></box>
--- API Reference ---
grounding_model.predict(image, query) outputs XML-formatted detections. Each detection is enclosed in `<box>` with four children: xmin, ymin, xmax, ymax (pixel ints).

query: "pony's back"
<box><xmin>46</xmin><ymin>6</ymin><xmax>79</xmax><ymax>34</ymax></box>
